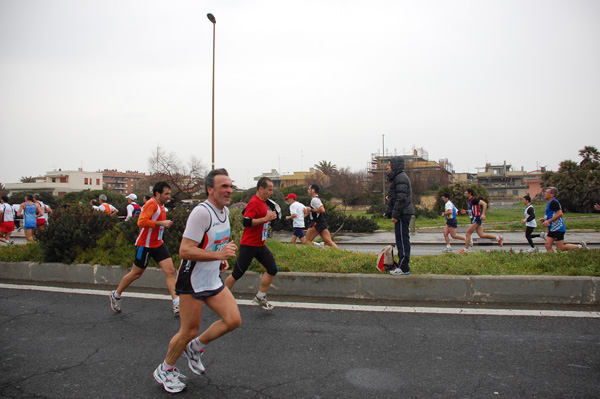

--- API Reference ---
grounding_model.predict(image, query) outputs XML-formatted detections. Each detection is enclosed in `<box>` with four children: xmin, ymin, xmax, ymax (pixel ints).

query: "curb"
<box><xmin>1</xmin><ymin>261</ymin><xmax>598</xmax><ymax>305</ymax></box>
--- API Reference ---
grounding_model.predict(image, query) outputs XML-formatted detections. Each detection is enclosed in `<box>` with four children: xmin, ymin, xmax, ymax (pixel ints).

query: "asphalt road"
<box><xmin>1</xmin><ymin>286</ymin><xmax>599</xmax><ymax>398</ymax></box>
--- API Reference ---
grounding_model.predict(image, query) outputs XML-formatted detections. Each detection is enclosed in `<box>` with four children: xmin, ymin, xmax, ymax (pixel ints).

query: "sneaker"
<box><xmin>540</xmin><ymin>231</ymin><xmax>547</xmax><ymax>240</ymax></box>
<box><xmin>498</xmin><ymin>236</ymin><xmax>504</xmax><ymax>246</ymax></box>
<box><xmin>580</xmin><ymin>241</ymin><xmax>589</xmax><ymax>250</ymax></box>
<box><xmin>389</xmin><ymin>268</ymin><xmax>410</xmax><ymax>275</ymax></box>
<box><xmin>458</xmin><ymin>248</ymin><xmax>469</xmax><ymax>254</ymax></box>
<box><xmin>183</xmin><ymin>343</ymin><xmax>205</xmax><ymax>375</ymax></box>
<box><xmin>109</xmin><ymin>291</ymin><xmax>121</xmax><ymax>313</ymax></box>
<box><xmin>526</xmin><ymin>247</ymin><xmax>537</xmax><ymax>253</ymax></box>
<box><xmin>153</xmin><ymin>365</ymin><xmax>186</xmax><ymax>394</ymax></box>
<box><xmin>313</xmin><ymin>242</ymin><xmax>324</xmax><ymax>249</ymax></box>
<box><xmin>442</xmin><ymin>247</ymin><xmax>452</xmax><ymax>253</ymax></box>
<box><xmin>173</xmin><ymin>302</ymin><xmax>179</xmax><ymax>315</ymax></box>
<box><xmin>253</xmin><ymin>295</ymin><xmax>274</xmax><ymax>310</ymax></box>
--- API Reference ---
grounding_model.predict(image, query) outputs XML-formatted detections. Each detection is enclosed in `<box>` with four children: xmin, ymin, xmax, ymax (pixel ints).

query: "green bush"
<box><xmin>37</xmin><ymin>205</ymin><xmax>115</xmax><ymax>263</ymax></box>
<box><xmin>343</xmin><ymin>215</ymin><xmax>379</xmax><ymax>233</ymax></box>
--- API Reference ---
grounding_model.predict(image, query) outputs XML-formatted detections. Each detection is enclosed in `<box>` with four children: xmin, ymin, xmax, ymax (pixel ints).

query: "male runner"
<box><xmin>458</xmin><ymin>189</ymin><xmax>503</xmax><ymax>254</ymax></box>
<box><xmin>441</xmin><ymin>193</ymin><xmax>465</xmax><ymax>253</ymax></box>
<box><xmin>154</xmin><ymin>169</ymin><xmax>240</xmax><ymax>394</ymax></box>
<box><xmin>110</xmin><ymin>182</ymin><xmax>179</xmax><ymax>314</ymax></box>
<box><xmin>304</xmin><ymin>184</ymin><xmax>339</xmax><ymax>249</ymax></box>
<box><xmin>98</xmin><ymin>194</ymin><xmax>118</xmax><ymax>216</ymax></box>
<box><xmin>540</xmin><ymin>187</ymin><xmax>587</xmax><ymax>252</ymax></box>
<box><xmin>125</xmin><ymin>193</ymin><xmax>142</xmax><ymax>221</ymax></box>
<box><xmin>0</xmin><ymin>196</ymin><xmax>15</xmax><ymax>245</ymax></box>
<box><xmin>224</xmin><ymin>177</ymin><xmax>278</xmax><ymax>310</ymax></box>
<box><xmin>521</xmin><ymin>194</ymin><xmax>542</xmax><ymax>253</ymax></box>
<box><xmin>285</xmin><ymin>193</ymin><xmax>306</xmax><ymax>245</ymax></box>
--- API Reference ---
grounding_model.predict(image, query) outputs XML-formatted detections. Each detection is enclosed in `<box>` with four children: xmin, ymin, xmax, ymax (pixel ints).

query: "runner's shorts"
<box><xmin>471</xmin><ymin>216</ymin><xmax>482</xmax><ymax>225</ymax></box>
<box><xmin>232</xmin><ymin>245</ymin><xmax>278</xmax><ymax>280</ymax></box>
<box><xmin>293</xmin><ymin>227</ymin><xmax>305</xmax><ymax>238</ymax></box>
<box><xmin>133</xmin><ymin>243</ymin><xmax>171</xmax><ymax>269</ymax></box>
<box><xmin>446</xmin><ymin>219</ymin><xmax>458</xmax><ymax>228</ymax></box>
<box><xmin>548</xmin><ymin>231</ymin><xmax>566</xmax><ymax>241</ymax></box>
<box><xmin>0</xmin><ymin>221</ymin><xmax>14</xmax><ymax>233</ymax></box>
<box><xmin>311</xmin><ymin>218</ymin><xmax>329</xmax><ymax>232</ymax></box>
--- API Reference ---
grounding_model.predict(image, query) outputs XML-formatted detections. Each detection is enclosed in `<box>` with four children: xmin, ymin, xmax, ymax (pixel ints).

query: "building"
<box><xmin>475</xmin><ymin>162</ymin><xmax>528</xmax><ymax>200</ymax></box>
<box><xmin>526</xmin><ymin>168</ymin><xmax>545</xmax><ymax>198</ymax></box>
<box><xmin>368</xmin><ymin>147</ymin><xmax>453</xmax><ymax>194</ymax></box>
<box><xmin>253</xmin><ymin>168</ymin><xmax>319</xmax><ymax>189</ymax></box>
<box><xmin>103</xmin><ymin>169</ymin><xmax>146</xmax><ymax>195</ymax></box>
<box><xmin>5</xmin><ymin>169</ymin><xmax>104</xmax><ymax>197</ymax></box>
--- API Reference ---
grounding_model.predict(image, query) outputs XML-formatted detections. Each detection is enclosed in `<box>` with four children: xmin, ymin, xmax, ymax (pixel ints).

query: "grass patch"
<box><xmin>2</xmin><ymin>239</ymin><xmax>599</xmax><ymax>277</ymax></box>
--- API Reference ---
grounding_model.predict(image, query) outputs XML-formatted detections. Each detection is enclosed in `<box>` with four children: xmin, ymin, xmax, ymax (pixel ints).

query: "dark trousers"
<box><xmin>394</xmin><ymin>214</ymin><xmax>412</xmax><ymax>272</ymax></box>
<box><xmin>525</xmin><ymin>226</ymin><xmax>541</xmax><ymax>247</ymax></box>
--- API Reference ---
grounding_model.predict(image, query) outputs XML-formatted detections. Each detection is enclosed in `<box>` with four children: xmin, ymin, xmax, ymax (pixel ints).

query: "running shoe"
<box><xmin>389</xmin><ymin>268</ymin><xmax>410</xmax><ymax>275</ymax></box>
<box><xmin>153</xmin><ymin>365</ymin><xmax>186</xmax><ymax>394</ymax></box>
<box><xmin>183</xmin><ymin>343</ymin><xmax>205</xmax><ymax>375</ymax></box>
<box><xmin>540</xmin><ymin>231</ymin><xmax>547</xmax><ymax>240</ymax></box>
<box><xmin>526</xmin><ymin>247</ymin><xmax>537</xmax><ymax>253</ymax></box>
<box><xmin>442</xmin><ymin>247</ymin><xmax>452</xmax><ymax>253</ymax></box>
<box><xmin>109</xmin><ymin>291</ymin><xmax>121</xmax><ymax>313</ymax></box>
<box><xmin>580</xmin><ymin>241</ymin><xmax>589</xmax><ymax>250</ymax></box>
<box><xmin>498</xmin><ymin>236</ymin><xmax>504</xmax><ymax>246</ymax></box>
<box><xmin>458</xmin><ymin>248</ymin><xmax>469</xmax><ymax>254</ymax></box>
<box><xmin>173</xmin><ymin>302</ymin><xmax>179</xmax><ymax>315</ymax></box>
<box><xmin>253</xmin><ymin>295</ymin><xmax>274</xmax><ymax>310</ymax></box>
<box><xmin>313</xmin><ymin>242</ymin><xmax>324</xmax><ymax>249</ymax></box>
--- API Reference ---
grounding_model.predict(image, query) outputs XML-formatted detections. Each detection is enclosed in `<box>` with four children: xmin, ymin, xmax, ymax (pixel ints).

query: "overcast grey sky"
<box><xmin>1</xmin><ymin>0</ymin><xmax>599</xmax><ymax>189</ymax></box>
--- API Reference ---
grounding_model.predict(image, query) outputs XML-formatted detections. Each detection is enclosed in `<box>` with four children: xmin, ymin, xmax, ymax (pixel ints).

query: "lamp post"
<box><xmin>207</xmin><ymin>13</ymin><xmax>216</xmax><ymax>170</ymax></box>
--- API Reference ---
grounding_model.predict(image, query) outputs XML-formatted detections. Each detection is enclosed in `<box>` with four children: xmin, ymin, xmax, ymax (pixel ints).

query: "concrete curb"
<box><xmin>1</xmin><ymin>261</ymin><xmax>598</xmax><ymax>305</ymax></box>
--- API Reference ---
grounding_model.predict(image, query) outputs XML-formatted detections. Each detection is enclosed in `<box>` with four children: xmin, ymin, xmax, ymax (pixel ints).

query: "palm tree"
<box><xmin>579</xmin><ymin>145</ymin><xmax>600</xmax><ymax>166</ymax></box>
<box><xmin>314</xmin><ymin>160</ymin><xmax>338</xmax><ymax>176</ymax></box>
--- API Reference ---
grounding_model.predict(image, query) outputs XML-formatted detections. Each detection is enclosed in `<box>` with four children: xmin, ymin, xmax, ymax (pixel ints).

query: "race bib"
<box><xmin>262</xmin><ymin>222</ymin><xmax>269</xmax><ymax>241</ymax></box>
<box><xmin>158</xmin><ymin>225</ymin><xmax>165</xmax><ymax>240</ymax></box>
<box><xmin>213</xmin><ymin>229</ymin><xmax>231</xmax><ymax>251</ymax></box>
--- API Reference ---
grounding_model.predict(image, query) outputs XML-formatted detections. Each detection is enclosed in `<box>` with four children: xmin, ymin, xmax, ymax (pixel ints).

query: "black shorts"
<box><xmin>190</xmin><ymin>284</ymin><xmax>225</xmax><ymax>301</ymax></box>
<box><xmin>446</xmin><ymin>219</ymin><xmax>458</xmax><ymax>228</ymax></box>
<box><xmin>232</xmin><ymin>245</ymin><xmax>278</xmax><ymax>280</ymax></box>
<box><xmin>133</xmin><ymin>244</ymin><xmax>171</xmax><ymax>269</ymax></box>
<box><xmin>548</xmin><ymin>231</ymin><xmax>565</xmax><ymax>241</ymax></box>
<box><xmin>310</xmin><ymin>217</ymin><xmax>328</xmax><ymax>232</ymax></box>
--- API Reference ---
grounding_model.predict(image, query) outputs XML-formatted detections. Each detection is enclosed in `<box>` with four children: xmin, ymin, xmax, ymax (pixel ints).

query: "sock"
<box><xmin>172</xmin><ymin>296</ymin><xmax>180</xmax><ymax>305</ymax></box>
<box><xmin>162</xmin><ymin>361</ymin><xmax>175</xmax><ymax>371</ymax></box>
<box><xmin>256</xmin><ymin>290</ymin><xmax>267</xmax><ymax>299</ymax></box>
<box><xmin>190</xmin><ymin>338</ymin><xmax>205</xmax><ymax>352</ymax></box>
<box><xmin>113</xmin><ymin>291</ymin><xmax>121</xmax><ymax>299</ymax></box>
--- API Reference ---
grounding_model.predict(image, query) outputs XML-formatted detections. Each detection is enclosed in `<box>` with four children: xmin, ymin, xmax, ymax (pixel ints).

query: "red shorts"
<box><xmin>0</xmin><ymin>221</ymin><xmax>15</xmax><ymax>233</ymax></box>
<box><xmin>36</xmin><ymin>218</ymin><xmax>46</xmax><ymax>227</ymax></box>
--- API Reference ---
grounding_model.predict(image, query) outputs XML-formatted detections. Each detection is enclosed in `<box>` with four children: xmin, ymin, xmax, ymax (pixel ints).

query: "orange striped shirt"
<box><xmin>135</xmin><ymin>198</ymin><xmax>166</xmax><ymax>248</ymax></box>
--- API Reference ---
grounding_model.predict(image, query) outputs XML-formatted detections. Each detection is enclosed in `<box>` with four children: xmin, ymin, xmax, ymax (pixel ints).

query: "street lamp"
<box><xmin>207</xmin><ymin>13</ymin><xmax>216</xmax><ymax>170</ymax></box>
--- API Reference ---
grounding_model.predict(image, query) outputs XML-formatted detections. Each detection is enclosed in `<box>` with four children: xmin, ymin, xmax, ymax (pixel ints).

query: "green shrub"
<box><xmin>343</xmin><ymin>215</ymin><xmax>379</xmax><ymax>233</ymax></box>
<box><xmin>0</xmin><ymin>242</ymin><xmax>44</xmax><ymax>262</ymax></box>
<box><xmin>37</xmin><ymin>205</ymin><xmax>115</xmax><ymax>263</ymax></box>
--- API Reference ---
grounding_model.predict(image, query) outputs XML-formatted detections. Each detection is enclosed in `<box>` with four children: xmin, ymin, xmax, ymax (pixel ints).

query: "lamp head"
<box><xmin>207</xmin><ymin>13</ymin><xmax>216</xmax><ymax>24</ymax></box>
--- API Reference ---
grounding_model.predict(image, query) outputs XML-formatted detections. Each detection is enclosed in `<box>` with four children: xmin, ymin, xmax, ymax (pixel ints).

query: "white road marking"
<box><xmin>2</xmin><ymin>283</ymin><xmax>599</xmax><ymax>318</ymax></box>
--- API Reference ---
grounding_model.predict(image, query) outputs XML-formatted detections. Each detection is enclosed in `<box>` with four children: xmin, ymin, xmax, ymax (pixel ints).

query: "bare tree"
<box><xmin>329</xmin><ymin>167</ymin><xmax>367</xmax><ymax>210</ymax></box>
<box><xmin>147</xmin><ymin>147</ymin><xmax>207</xmax><ymax>199</ymax></box>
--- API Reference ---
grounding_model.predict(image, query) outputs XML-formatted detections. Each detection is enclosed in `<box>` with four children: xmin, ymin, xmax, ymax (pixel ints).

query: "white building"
<box><xmin>5</xmin><ymin>169</ymin><xmax>104</xmax><ymax>197</ymax></box>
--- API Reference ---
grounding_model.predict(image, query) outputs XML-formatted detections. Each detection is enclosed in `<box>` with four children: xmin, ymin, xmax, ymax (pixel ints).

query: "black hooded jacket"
<box><xmin>385</xmin><ymin>156</ymin><xmax>415</xmax><ymax>219</ymax></box>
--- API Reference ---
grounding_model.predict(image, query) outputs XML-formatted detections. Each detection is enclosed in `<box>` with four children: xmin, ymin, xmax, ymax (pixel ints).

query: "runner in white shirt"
<box><xmin>0</xmin><ymin>195</ymin><xmax>15</xmax><ymax>244</ymax></box>
<box><xmin>154</xmin><ymin>168</ymin><xmax>240</xmax><ymax>394</ymax></box>
<box><xmin>285</xmin><ymin>193</ymin><xmax>307</xmax><ymax>244</ymax></box>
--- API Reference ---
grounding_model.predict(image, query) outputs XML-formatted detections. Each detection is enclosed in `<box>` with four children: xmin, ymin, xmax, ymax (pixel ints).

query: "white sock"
<box><xmin>172</xmin><ymin>296</ymin><xmax>180</xmax><ymax>305</ymax></box>
<box><xmin>256</xmin><ymin>290</ymin><xmax>267</xmax><ymax>299</ymax></box>
<box><xmin>190</xmin><ymin>338</ymin><xmax>205</xmax><ymax>352</ymax></box>
<box><xmin>162</xmin><ymin>361</ymin><xmax>175</xmax><ymax>371</ymax></box>
<box><xmin>113</xmin><ymin>291</ymin><xmax>121</xmax><ymax>299</ymax></box>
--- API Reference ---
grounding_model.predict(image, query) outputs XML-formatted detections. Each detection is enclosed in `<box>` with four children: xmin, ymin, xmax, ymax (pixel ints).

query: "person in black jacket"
<box><xmin>384</xmin><ymin>157</ymin><xmax>415</xmax><ymax>275</ymax></box>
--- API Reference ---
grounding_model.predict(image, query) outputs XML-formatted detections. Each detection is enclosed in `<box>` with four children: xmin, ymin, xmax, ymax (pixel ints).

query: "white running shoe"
<box><xmin>442</xmin><ymin>247</ymin><xmax>452</xmax><ymax>253</ymax></box>
<box><xmin>109</xmin><ymin>291</ymin><xmax>121</xmax><ymax>313</ymax></box>
<box><xmin>580</xmin><ymin>241</ymin><xmax>589</xmax><ymax>250</ymax></box>
<box><xmin>153</xmin><ymin>365</ymin><xmax>186</xmax><ymax>393</ymax></box>
<box><xmin>183</xmin><ymin>343</ymin><xmax>205</xmax><ymax>375</ymax></box>
<box><xmin>313</xmin><ymin>242</ymin><xmax>324</xmax><ymax>249</ymax></box>
<box><xmin>253</xmin><ymin>295</ymin><xmax>274</xmax><ymax>310</ymax></box>
<box><xmin>389</xmin><ymin>268</ymin><xmax>410</xmax><ymax>275</ymax></box>
<box><xmin>526</xmin><ymin>247</ymin><xmax>537</xmax><ymax>253</ymax></box>
<box><xmin>172</xmin><ymin>302</ymin><xmax>179</xmax><ymax>315</ymax></box>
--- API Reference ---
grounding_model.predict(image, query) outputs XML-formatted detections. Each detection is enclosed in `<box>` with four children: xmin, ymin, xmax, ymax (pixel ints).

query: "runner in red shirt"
<box><xmin>224</xmin><ymin>177</ymin><xmax>278</xmax><ymax>310</ymax></box>
<box><xmin>109</xmin><ymin>182</ymin><xmax>180</xmax><ymax>314</ymax></box>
